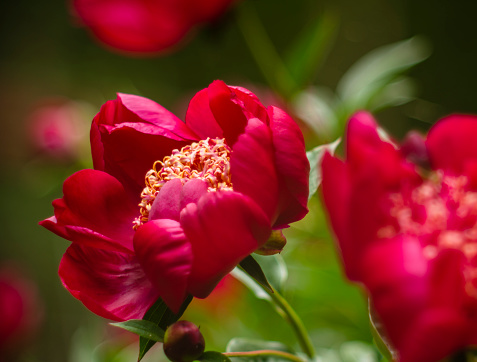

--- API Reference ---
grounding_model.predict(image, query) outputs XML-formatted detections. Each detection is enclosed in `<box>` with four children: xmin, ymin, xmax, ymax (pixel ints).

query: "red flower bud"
<box><xmin>163</xmin><ymin>321</ymin><xmax>205</xmax><ymax>362</ymax></box>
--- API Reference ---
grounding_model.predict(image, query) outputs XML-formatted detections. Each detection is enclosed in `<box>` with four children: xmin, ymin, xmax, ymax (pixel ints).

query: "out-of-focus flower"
<box><xmin>0</xmin><ymin>265</ymin><xmax>43</xmax><ymax>355</ymax></box>
<box><xmin>40</xmin><ymin>80</ymin><xmax>309</xmax><ymax>319</ymax></box>
<box><xmin>72</xmin><ymin>0</ymin><xmax>237</xmax><ymax>55</ymax></box>
<box><xmin>321</xmin><ymin>112</ymin><xmax>477</xmax><ymax>362</ymax></box>
<box><xmin>27</xmin><ymin>98</ymin><xmax>89</xmax><ymax>159</ymax></box>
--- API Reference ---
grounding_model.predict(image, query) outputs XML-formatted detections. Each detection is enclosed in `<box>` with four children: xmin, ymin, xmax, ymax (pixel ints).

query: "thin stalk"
<box><xmin>267</xmin><ymin>287</ymin><xmax>315</xmax><ymax>359</ymax></box>
<box><xmin>224</xmin><ymin>349</ymin><xmax>305</xmax><ymax>362</ymax></box>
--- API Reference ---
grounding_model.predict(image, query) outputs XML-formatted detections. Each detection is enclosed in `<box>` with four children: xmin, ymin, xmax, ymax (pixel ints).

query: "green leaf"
<box><xmin>339</xmin><ymin>341</ymin><xmax>378</xmax><ymax>362</ymax></box>
<box><xmin>226</xmin><ymin>338</ymin><xmax>294</xmax><ymax>362</ymax></box>
<box><xmin>198</xmin><ymin>351</ymin><xmax>232</xmax><ymax>362</ymax></box>
<box><xmin>368</xmin><ymin>301</ymin><xmax>396</xmax><ymax>361</ymax></box>
<box><xmin>110</xmin><ymin>320</ymin><xmax>165</xmax><ymax>342</ymax></box>
<box><xmin>252</xmin><ymin>254</ymin><xmax>288</xmax><ymax>293</ymax></box>
<box><xmin>138</xmin><ymin>295</ymin><xmax>193</xmax><ymax>361</ymax></box>
<box><xmin>306</xmin><ymin>138</ymin><xmax>341</xmax><ymax>200</ymax></box>
<box><xmin>292</xmin><ymin>87</ymin><xmax>338</xmax><ymax>139</ymax></box>
<box><xmin>285</xmin><ymin>9</ymin><xmax>339</xmax><ymax>89</ymax></box>
<box><xmin>336</xmin><ymin>36</ymin><xmax>431</xmax><ymax>118</ymax></box>
<box><xmin>238</xmin><ymin>255</ymin><xmax>274</xmax><ymax>294</ymax></box>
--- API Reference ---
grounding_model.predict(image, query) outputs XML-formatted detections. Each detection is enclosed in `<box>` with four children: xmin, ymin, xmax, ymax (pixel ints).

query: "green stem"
<box><xmin>223</xmin><ymin>349</ymin><xmax>305</xmax><ymax>362</ymax></box>
<box><xmin>266</xmin><ymin>287</ymin><xmax>316</xmax><ymax>359</ymax></box>
<box><xmin>235</xmin><ymin>2</ymin><xmax>298</xmax><ymax>100</ymax></box>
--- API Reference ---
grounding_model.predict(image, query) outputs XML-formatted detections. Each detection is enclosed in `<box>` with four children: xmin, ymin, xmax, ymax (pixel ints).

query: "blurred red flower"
<box><xmin>28</xmin><ymin>98</ymin><xmax>89</xmax><ymax>159</ymax></box>
<box><xmin>0</xmin><ymin>265</ymin><xmax>42</xmax><ymax>356</ymax></box>
<box><xmin>322</xmin><ymin>112</ymin><xmax>477</xmax><ymax>362</ymax></box>
<box><xmin>72</xmin><ymin>0</ymin><xmax>237</xmax><ymax>55</ymax></box>
<box><xmin>40</xmin><ymin>80</ymin><xmax>309</xmax><ymax>319</ymax></box>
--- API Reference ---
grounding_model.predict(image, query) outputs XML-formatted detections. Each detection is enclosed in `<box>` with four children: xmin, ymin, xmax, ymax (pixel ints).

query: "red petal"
<box><xmin>230</xmin><ymin>118</ymin><xmax>279</xmax><ymax>223</ymax></box>
<box><xmin>207</xmin><ymin>80</ymin><xmax>249</xmax><ymax>145</ymax></box>
<box><xmin>426</xmin><ymin>114</ymin><xmax>477</xmax><ymax>175</ymax></box>
<box><xmin>91</xmin><ymin>94</ymin><xmax>197</xmax><ymax>196</ymax></box>
<box><xmin>59</xmin><ymin>244</ymin><xmax>159</xmax><ymax>321</ymax></box>
<box><xmin>40</xmin><ymin>169</ymin><xmax>137</xmax><ymax>253</ymax></box>
<box><xmin>180</xmin><ymin>191</ymin><xmax>271</xmax><ymax>298</ymax></box>
<box><xmin>268</xmin><ymin>106</ymin><xmax>309</xmax><ymax>227</ymax></box>
<box><xmin>360</xmin><ymin>237</ymin><xmax>429</xmax><ymax>350</ymax></box>
<box><xmin>133</xmin><ymin>219</ymin><xmax>193</xmax><ymax>313</ymax></box>
<box><xmin>185</xmin><ymin>88</ymin><xmax>223</xmax><ymax>140</ymax></box>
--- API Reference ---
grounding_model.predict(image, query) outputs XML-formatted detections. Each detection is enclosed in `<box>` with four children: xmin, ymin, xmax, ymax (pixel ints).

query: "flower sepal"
<box><xmin>255</xmin><ymin>230</ymin><xmax>287</xmax><ymax>256</ymax></box>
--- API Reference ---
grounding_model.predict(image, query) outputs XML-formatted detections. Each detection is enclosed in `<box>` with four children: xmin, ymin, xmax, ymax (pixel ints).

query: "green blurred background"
<box><xmin>1</xmin><ymin>0</ymin><xmax>477</xmax><ymax>360</ymax></box>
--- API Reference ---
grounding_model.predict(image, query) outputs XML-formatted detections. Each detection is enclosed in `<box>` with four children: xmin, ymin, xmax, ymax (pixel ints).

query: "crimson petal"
<box><xmin>230</xmin><ymin>118</ymin><xmax>279</xmax><ymax>223</ymax></box>
<box><xmin>268</xmin><ymin>106</ymin><xmax>309</xmax><ymax>227</ymax></box>
<box><xmin>180</xmin><ymin>191</ymin><xmax>271</xmax><ymax>298</ymax></box>
<box><xmin>185</xmin><ymin>88</ymin><xmax>223</xmax><ymax>140</ymax></box>
<box><xmin>426</xmin><ymin>114</ymin><xmax>477</xmax><ymax>175</ymax></box>
<box><xmin>207</xmin><ymin>80</ymin><xmax>249</xmax><ymax>145</ymax></box>
<box><xmin>134</xmin><ymin>219</ymin><xmax>193</xmax><ymax>313</ymax></box>
<box><xmin>59</xmin><ymin>244</ymin><xmax>159</xmax><ymax>321</ymax></box>
<box><xmin>40</xmin><ymin>169</ymin><xmax>137</xmax><ymax>253</ymax></box>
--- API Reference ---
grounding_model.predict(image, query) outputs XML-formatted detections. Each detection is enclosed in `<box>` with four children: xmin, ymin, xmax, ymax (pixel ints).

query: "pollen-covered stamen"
<box><xmin>378</xmin><ymin>172</ymin><xmax>477</xmax><ymax>299</ymax></box>
<box><xmin>133</xmin><ymin>137</ymin><xmax>233</xmax><ymax>230</ymax></box>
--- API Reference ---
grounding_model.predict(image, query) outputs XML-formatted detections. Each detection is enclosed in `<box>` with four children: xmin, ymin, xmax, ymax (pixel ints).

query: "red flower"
<box><xmin>321</xmin><ymin>112</ymin><xmax>477</xmax><ymax>362</ymax></box>
<box><xmin>72</xmin><ymin>0</ymin><xmax>237</xmax><ymax>55</ymax></box>
<box><xmin>0</xmin><ymin>265</ymin><xmax>43</xmax><ymax>354</ymax></box>
<box><xmin>40</xmin><ymin>80</ymin><xmax>309</xmax><ymax>320</ymax></box>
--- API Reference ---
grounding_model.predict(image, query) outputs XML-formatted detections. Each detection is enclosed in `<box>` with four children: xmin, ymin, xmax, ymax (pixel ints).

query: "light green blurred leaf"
<box><xmin>252</xmin><ymin>254</ymin><xmax>288</xmax><ymax>293</ymax></box>
<box><xmin>339</xmin><ymin>341</ymin><xmax>377</xmax><ymax>362</ymax></box>
<box><xmin>293</xmin><ymin>87</ymin><xmax>338</xmax><ymax>139</ymax></box>
<box><xmin>226</xmin><ymin>338</ymin><xmax>294</xmax><ymax>362</ymax></box>
<box><xmin>110</xmin><ymin>320</ymin><xmax>165</xmax><ymax>342</ymax></box>
<box><xmin>369</xmin><ymin>77</ymin><xmax>417</xmax><ymax>111</ymax></box>
<box><xmin>285</xmin><ymin>10</ymin><xmax>339</xmax><ymax>89</ymax></box>
<box><xmin>306</xmin><ymin>138</ymin><xmax>341</xmax><ymax>200</ymax></box>
<box><xmin>199</xmin><ymin>351</ymin><xmax>232</xmax><ymax>362</ymax></box>
<box><xmin>336</xmin><ymin>37</ymin><xmax>431</xmax><ymax>117</ymax></box>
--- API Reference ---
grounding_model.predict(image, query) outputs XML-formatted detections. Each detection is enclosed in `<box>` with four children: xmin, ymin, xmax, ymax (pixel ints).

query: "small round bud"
<box><xmin>163</xmin><ymin>321</ymin><xmax>205</xmax><ymax>362</ymax></box>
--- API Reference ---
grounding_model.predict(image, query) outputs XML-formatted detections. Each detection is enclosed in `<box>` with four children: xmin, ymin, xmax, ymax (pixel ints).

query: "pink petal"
<box><xmin>426</xmin><ymin>114</ymin><xmax>477</xmax><ymax>175</ymax></box>
<box><xmin>133</xmin><ymin>219</ymin><xmax>193</xmax><ymax>313</ymax></box>
<box><xmin>40</xmin><ymin>169</ymin><xmax>137</xmax><ymax>253</ymax></box>
<box><xmin>180</xmin><ymin>191</ymin><xmax>271</xmax><ymax>298</ymax></box>
<box><xmin>149</xmin><ymin>178</ymin><xmax>183</xmax><ymax>222</ymax></box>
<box><xmin>185</xmin><ymin>88</ymin><xmax>223</xmax><ymax>140</ymax></box>
<box><xmin>230</xmin><ymin>118</ymin><xmax>279</xmax><ymax>223</ymax></box>
<box><xmin>207</xmin><ymin>80</ymin><xmax>249</xmax><ymax>145</ymax></box>
<box><xmin>149</xmin><ymin>179</ymin><xmax>209</xmax><ymax>222</ymax></box>
<box><xmin>59</xmin><ymin>244</ymin><xmax>159</xmax><ymax>321</ymax></box>
<box><xmin>268</xmin><ymin>106</ymin><xmax>309</xmax><ymax>227</ymax></box>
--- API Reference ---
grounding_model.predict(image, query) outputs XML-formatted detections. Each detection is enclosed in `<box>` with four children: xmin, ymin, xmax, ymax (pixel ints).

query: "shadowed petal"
<box><xmin>134</xmin><ymin>219</ymin><xmax>193</xmax><ymax>313</ymax></box>
<box><xmin>185</xmin><ymin>88</ymin><xmax>223</xmax><ymax>140</ymax></box>
<box><xmin>40</xmin><ymin>169</ymin><xmax>137</xmax><ymax>253</ymax></box>
<box><xmin>180</xmin><ymin>191</ymin><xmax>271</xmax><ymax>298</ymax></box>
<box><xmin>230</xmin><ymin>118</ymin><xmax>279</xmax><ymax>223</ymax></box>
<box><xmin>59</xmin><ymin>244</ymin><xmax>159</xmax><ymax>321</ymax></box>
<box><xmin>207</xmin><ymin>80</ymin><xmax>249</xmax><ymax>145</ymax></box>
<box><xmin>268</xmin><ymin>106</ymin><xmax>309</xmax><ymax>227</ymax></box>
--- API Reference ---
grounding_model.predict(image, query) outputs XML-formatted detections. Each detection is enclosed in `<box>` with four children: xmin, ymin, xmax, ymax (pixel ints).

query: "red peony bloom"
<box><xmin>321</xmin><ymin>111</ymin><xmax>477</xmax><ymax>362</ymax></box>
<box><xmin>72</xmin><ymin>0</ymin><xmax>237</xmax><ymax>55</ymax></box>
<box><xmin>40</xmin><ymin>80</ymin><xmax>309</xmax><ymax>320</ymax></box>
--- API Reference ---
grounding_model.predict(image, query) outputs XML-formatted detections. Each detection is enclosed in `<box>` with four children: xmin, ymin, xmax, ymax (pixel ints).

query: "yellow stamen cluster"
<box><xmin>133</xmin><ymin>137</ymin><xmax>233</xmax><ymax>230</ymax></box>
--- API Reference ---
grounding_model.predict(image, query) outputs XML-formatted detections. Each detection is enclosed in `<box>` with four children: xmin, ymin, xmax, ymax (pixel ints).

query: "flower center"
<box><xmin>378</xmin><ymin>172</ymin><xmax>477</xmax><ymax>298</ymax></box>
<box><xmin>133</xmin><ymin>137</ymin><xmax>232</xmax><ymax>230</ymax></box>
